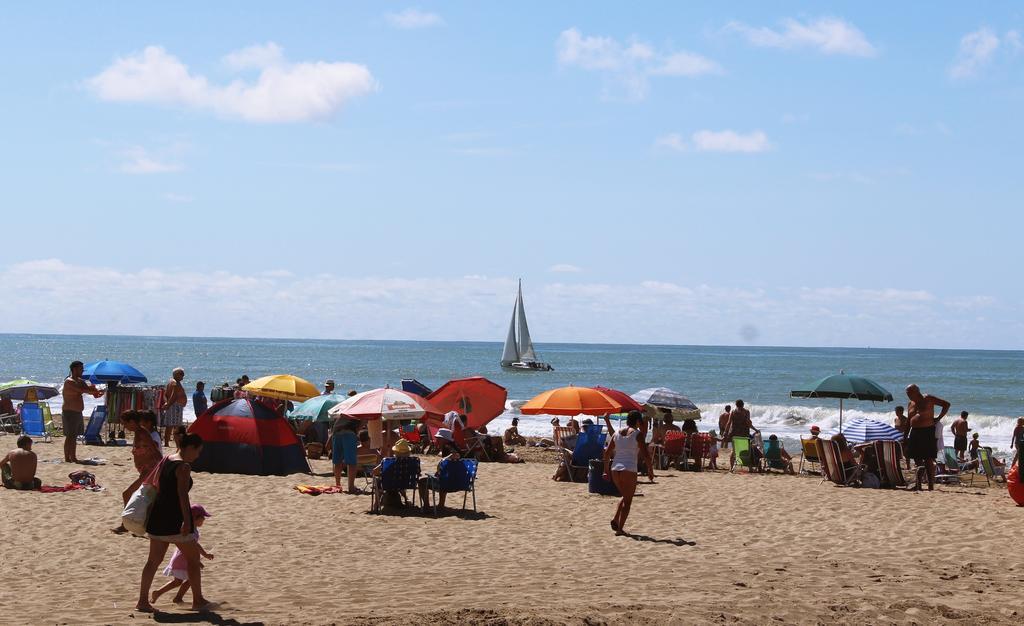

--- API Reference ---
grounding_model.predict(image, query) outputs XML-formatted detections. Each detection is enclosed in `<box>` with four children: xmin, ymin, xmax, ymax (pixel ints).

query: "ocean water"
<box><xmin>2</xmin><ymin>334</ymin><xmax>1021</xmax><ymax>453</ymax></box>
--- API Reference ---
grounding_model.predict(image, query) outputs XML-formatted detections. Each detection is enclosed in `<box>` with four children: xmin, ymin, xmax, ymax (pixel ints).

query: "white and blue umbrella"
<box><xmin>830</xmin><ymin>417</ymin><xmax>902</xmax><ymax>443</ymax></box>
<box><xmin>631</xmin><ymin>387</ymin><xmax>700</xmax><ymax>419</ymax></box>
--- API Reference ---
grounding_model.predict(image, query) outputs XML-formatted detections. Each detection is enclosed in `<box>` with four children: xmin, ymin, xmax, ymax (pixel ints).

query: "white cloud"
<box><xmin>556</xmin><ymin>27</ymin><xmax>720</xmax><ymax>100</ymax></box>
<box><xmin>654</xmin><ymin>133</ymin><xmax>686</xmax><ymax>151</ymax></box>
<box><xmin>949</xmin><ymin>27</ymin><xmax>1001</xmax><ymax>78</ymax></box>
<box><xmin>548</xmin><ymin>264</ymin><xmax>582</xmax><ymax>273</ymax></box>
<box><xmin>691</xmin><ymin>129</ymin><xmax>770</xmax><ymax>153</ymax></box>
<box><xmin>222</xmin><ymin>42</ymin><xmax>284</xmax><ymax>70</ymax></box>
<box><xmin>385</xmin><ymin>8</ymin><xmax>444</xmax><ymax>29</ymax></box>
<box><xmin>119</xmin><ymin>146</ymin><xmax>182</xmax><ymax>174</ymax></box>
<box><xmin>725</xmin><ymin>17</ymin><xmax>877</xmax><ymax>57</ymax></box>
<box><xmin>0</xmin><ymin>259</ymin><xmax>1012</xmax><ymax>348</ymax></box>
<box><xmin>87</xmin><ymin>43</ymin><xmax>376</xmax><ymax>123</ymax></box>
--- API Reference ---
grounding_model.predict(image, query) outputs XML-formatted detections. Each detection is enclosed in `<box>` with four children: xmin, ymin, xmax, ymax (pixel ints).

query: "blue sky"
<box><xmin>1</xmin><ymin>2</ymin><xmax>1021</xmax><ymax>349</ymax></box>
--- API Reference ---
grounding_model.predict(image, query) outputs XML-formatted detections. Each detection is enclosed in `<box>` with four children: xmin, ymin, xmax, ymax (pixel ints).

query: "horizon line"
<box><xmin>0</xmin><ymin>331</ymin><xmax>1019</xmax><ymax>354</ymax></box>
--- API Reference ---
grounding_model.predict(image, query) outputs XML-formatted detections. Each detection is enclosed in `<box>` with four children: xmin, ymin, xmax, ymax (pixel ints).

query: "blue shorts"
<box><xmin>333</xmin><ymin>431</ymin><xmax>358</xmax><ymax>466</ymax></box>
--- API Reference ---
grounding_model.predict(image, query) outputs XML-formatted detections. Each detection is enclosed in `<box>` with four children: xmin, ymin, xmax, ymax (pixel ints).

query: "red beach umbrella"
<box><xmin>426</xmin><ymin>376</ymin><xmax>508</xmax><ymax>430</ymax></box>
<box><xmin>591</xmin><ymin>386</ymin><xmax>643</xmax><ymax>413</ymax></box>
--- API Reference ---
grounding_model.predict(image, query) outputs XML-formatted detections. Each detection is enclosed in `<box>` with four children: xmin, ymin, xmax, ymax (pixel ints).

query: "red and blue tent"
<box><xmin>189</xmin><ymin>398</ymin><xmax>310</xmax><ymax>476</ymax></box>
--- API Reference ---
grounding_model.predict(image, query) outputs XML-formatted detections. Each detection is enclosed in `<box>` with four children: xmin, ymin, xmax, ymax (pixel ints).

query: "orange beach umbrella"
<box><xmin>520</xmin><ymin>386</ymin><xmax>623</xmax><ymax>416</ymax></box>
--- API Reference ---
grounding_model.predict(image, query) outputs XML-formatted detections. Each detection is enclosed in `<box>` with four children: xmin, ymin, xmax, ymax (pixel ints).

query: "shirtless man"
<box><xmin>718</xmin><ymin>405</ymin><xmax>732</xmax><ymax>447</ymax></box>
<box><xmin>725</xmin><ymin>400</ymin><xmax>759</xmax><ymax>467</ymax></box>
<box><xmin>951</xmin><ymin>411</ymin><xmax>971</xmax><ymax>462</ymax></box>
<box><xmin>61</xmin><ymin>360</ymin><xmax>102</xmax><ymax>463</ymax></box>
<box><xmin>893</xmin><ymin>406</ymin><xmax>911</xmax><ymax>469</ymax></box>
<box><xmin>904</xmin><ymin>384</ymin><xmax>951</xmax><ymax>491</ymax></box>
<box><xmin>1011</xmin><ymin>418</ymin><xmax>1024</xmax><ymax>468</ymax></box>
<box><xmin>1</xmin><ymin>435</ymin><xmax>42</xmax><ymax>490</ymax></box>
<box><xmin>162</xmin><ymin>368</ymin><xmax>187</xmax><ymax>446</ymax></box>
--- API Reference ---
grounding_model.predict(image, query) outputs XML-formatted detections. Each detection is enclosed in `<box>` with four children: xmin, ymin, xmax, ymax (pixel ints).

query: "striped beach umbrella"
<box><xmin>831</xmin><ymin>417</ymin><xmax>902</xmax><ymax>443</ymax></box>
<box><xmin>631</xmin><ymin>387</ymin><xmax>701</xmax><ymax>419</ymax></box>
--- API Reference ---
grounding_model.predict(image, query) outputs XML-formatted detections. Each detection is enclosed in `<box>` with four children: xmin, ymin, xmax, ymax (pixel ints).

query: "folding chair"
<box><xmin>730</xmin><ymin>437</ymin><xmax>755</xmax><ymax>472</ymax></box>
<box><xmin>874</xmin><ymin>440</ymin><xmax>908</xmax><ymax>488</ymax></box>
<box><xmin>977</xmin><ymin>447</ymin><xmax>1007</xmax><ymax>486</ymax></box>
<box><xmin>370</xmin><ymin>456</ymin><xmax>421</xmax><ymax>513</ymax></box>
<box><xmin>82</xmin><ymin>406</ymin><xmax>108</xmax><ymax>445</ymax></box>
<box><xmin>798</xmin><ymin>436</ymin><xmax>821</xmax><ymax>474</ymax></box>
<box><xmin>427</xmin><ymin>458</ymin><xmax>478</xmax><ymax>515</ymax></box>
<box><xmin>19</xmin><ymin>404</ymin><xmax>51</xmax><ymax>442</ymax></box>
<box><xmin>935</xmin><ymin>446</ymin><xmax>964</xmax><ymax>485</ymax></box>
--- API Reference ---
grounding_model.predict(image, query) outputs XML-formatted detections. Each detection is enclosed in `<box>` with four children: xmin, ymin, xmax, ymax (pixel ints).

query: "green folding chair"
<box><xmin>730</xmin><ymin>437</ymin><xmax>755</xmax><ymax>472</ymax></box>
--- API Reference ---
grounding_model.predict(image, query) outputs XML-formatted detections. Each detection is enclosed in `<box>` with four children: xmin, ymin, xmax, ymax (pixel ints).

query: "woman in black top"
<box><xmin>135</xmin><ymin>433</ymin><xmax>211</xmax><ymax>612</ymax></box>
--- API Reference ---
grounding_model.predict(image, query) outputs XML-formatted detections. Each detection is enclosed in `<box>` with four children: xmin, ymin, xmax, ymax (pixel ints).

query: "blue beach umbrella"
<box><xmin>83</xmin><ymin>360</ymin><xmax>148</xmax><ymax>384</ymax></box>
<box><xmin>830</xmin><ymin>417</ymin><xmax>902</xmax><ymax>444</ymax></box>
<box><xmin>289</xmin><ymin>393</ymin><xmax>346</xmax><ymax>422</ymax></box>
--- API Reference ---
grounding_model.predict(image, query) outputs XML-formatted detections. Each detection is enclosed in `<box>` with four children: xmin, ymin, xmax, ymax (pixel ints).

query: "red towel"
<box><xmin>38</xmin><ymin>484</ymin><xmax>85</xmax><ymax>493</ymax></box>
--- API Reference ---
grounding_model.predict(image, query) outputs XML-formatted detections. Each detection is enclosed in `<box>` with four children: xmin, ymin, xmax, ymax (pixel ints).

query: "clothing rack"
<box><xmin>104</xmin><ymin>385</ymin><xmax>165</xmax><ymax>426</ymax></box>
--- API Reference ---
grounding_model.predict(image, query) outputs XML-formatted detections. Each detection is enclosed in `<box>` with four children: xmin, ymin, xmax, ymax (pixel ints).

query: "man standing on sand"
<box><xmin>893</xmin><ymin>406</ymin><xmax>911</xmax><ymax>470</ymax></box>
<box><xmin>1011</xmin><ymin>418</ymin><xmax>1024</xmax><ymax>468</ymax></box>
<box><xmin>904</xmin><ymin>384</ymin><xmax>950</xmax><ymax>491</ymax></box>
<box><xmin>951</xmin><ymin>411</ymin><xmax>970</xmax><ymax>462</ymax></box>
<box><xmin>718</xmin><ymin>405</ymin><xmax>732</xmax><ymax>447</ymax></box>
<box><xmin>162</xmin><ymin>368</ymin><xmax>187</xmax><ymax>446</ymax></box>
<box><xmin>61</xmin><ymin>360</ymin><xmax>102</xmax><ymax>463</ymax></box>
<box><xmin>192</xmin><ymin>382</ymin><xmax>208</xmax><ymax>418</ymax></box>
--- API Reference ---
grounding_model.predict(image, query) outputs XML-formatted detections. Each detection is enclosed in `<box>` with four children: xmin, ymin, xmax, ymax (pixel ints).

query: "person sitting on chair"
<box><xmin>764</xmin><ymin>434</ymin><xmax>795</xmax><ymax>474</ymax></box>
<box><xmin>418</xmin><ymin>435</ymin><xmax>462</xmax><ymax>512</ymax></box>
<box><xmin>1</xmin><ymin>435</ymin><xmax>42</xmax><ymax>490</ymax></box>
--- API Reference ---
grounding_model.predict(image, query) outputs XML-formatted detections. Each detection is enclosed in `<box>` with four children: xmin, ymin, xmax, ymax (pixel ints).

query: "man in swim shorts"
<box><xmin>62</xmin><ymin>360</ymin><xmax>102</xmax><ymax>463</ymax></box>
<box><xmin>951</xmin><ymin>411</ymin><xmax>970</xmax><ymax>462</ymax></box>
<box><xmin>904</xmin><ymin>384</ymin><xmax>950</xmax><ymax>491</ymax></box>
<box><xmin>1</xmin><ymin>435</ymin><xmax>42</xmax><ymax>490</ymax></box>
<box><xmin>162</xmin><ymin>368</ymin><xmax>187</xmax><ymax>446</ymax></box>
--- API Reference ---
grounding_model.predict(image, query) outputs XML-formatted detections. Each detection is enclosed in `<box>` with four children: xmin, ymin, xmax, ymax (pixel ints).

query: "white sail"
<box><xmin>516</xmin><ymin>280</ymin><xmax>537</xmax><ymax>362</ymax></box>
<box><xmin>500</xmin><ymin>301</ymin><xmax>520</xmax><ymax>366</ymax></box>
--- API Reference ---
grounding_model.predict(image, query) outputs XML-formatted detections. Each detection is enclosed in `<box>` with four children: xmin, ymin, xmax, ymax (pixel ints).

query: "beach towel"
<box><xmin>38</xmin><ymin>484</ymin><xmax>86</xmax><ymax>493</ymax></box>
<box><xmin>294</xmin><ymin>484</ymin><xmax>344</xmax><ymax>496</ymax></box>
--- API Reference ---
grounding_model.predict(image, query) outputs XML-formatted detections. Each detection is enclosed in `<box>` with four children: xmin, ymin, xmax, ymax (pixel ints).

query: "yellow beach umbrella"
<box><xmin>243</xmin><ymin>374</ymin><xmax>319</xmax><ymax>402</ymax></box>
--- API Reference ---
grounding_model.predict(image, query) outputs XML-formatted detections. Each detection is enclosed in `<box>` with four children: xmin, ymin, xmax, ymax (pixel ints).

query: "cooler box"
<box><xmin>588</xmin><ymin>459</ymin><xmax>620</xmax><ymax>496</ymax></box>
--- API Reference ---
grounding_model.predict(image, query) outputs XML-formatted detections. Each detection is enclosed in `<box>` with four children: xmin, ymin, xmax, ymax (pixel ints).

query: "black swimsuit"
<box><xmin>145</xmin><ymin>459</ymin><xmax>194</xmax><ymax>536</ymax></box>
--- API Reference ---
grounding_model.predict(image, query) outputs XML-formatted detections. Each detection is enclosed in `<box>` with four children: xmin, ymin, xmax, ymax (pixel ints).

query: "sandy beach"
<box><xmin>0</xmin><ymin>440</ymin><xmax>1020</xmax><ymax>626</ymax></box>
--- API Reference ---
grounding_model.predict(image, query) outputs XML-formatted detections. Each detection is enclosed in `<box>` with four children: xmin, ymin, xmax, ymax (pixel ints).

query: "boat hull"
<box><xmin>502</xmin><ymin>362</ymin><xmax>554</xmax><ymax>372</ymax></box>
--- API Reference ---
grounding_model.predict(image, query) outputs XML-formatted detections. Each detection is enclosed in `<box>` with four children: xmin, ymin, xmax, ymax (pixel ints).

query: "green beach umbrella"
<box><xmin>289</xmin><ymin>393</ymin><xmax>347</xmax><ymax>422</ymax></box>
<box><xmin>0</xmin><ymin>379</ymin><xmax>59</xmax><ymax>401</ymax></box>
<box><xmin>790</xmin><ymin>371</ymin><xmax>893</xmax><ymax>432</ymax></box>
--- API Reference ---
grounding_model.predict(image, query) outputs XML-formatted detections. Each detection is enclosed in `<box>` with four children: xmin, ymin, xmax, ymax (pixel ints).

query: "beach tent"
<box><xmin>427</xmin><ymin>377</ymin><xmax>507</xmax><ymax>430</ymax></box>
<box><xmin>189</xmin><ymin>398</ymin><xmax>310</xmax><ymax>476</ymax></box>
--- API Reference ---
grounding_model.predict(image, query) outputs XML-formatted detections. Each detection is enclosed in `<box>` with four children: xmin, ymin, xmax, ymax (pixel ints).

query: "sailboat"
<box><xmin>500</xmin><ymin>280</ymin><xmax>553</xmax><ymax>371</ymax></box>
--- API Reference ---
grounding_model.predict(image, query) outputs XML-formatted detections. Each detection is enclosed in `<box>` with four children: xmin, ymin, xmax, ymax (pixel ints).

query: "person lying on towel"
<box><xmin>1</xmin><ymin>435</ymin><xmax>42</xmax><ymax>490</ymax></box>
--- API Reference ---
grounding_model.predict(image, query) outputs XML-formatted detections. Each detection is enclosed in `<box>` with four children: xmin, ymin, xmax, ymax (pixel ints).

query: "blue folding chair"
<box><xmin>370</xmin><ymin>456</ymin><xmax>422</xmax><ymax>513</ymax></box>
<box><xmin>428</xmin><ymin>458</ymin><xmax>478</xmax><ymax>515</ymax></box>
<box><xmin>19</xmin><ymin>404</ymin><xmax>51</xmax><ymax>442</ymax></box>
<box><xmin>82</xmin><ymin>406</ymin><xmax>108</xmax><ymax>445</ymax></box>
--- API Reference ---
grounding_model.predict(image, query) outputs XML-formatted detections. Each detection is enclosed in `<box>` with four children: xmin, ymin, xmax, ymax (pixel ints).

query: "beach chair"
<box><xmin>874</xmin><ymin>440</ymin><xmax>908</xmax><ymax>488</ymax></box>
<box><xmin>557</xmin><ymin>425</ymin><xmax>606</xmax><ymax>482</ymax></box>
<box><xmin>427</xmin><ymin>458</ymin><xmax>478</xmax><ymax>516</ymax></box>
<box><xmin>762</xmin><ymin>438</ymin><xmax>790</xmax><ymax>473</ymax></box>
<box><xmin>398</xmin><ymin>424</ymin><xmax>424</xmax><ymax>453</ymax></box>
<box><xmin>463</xmin><ymin>431</ymin><xmax>491</xmax><ymax>462</ymax></box>
<box><xmin>552</xmin><ymin>426</ymin><xmax>576</xmax><ymax>450</ymax></box>
<box><xmin>935</xmin><ymin>446</ymin><xmax>963</xmax><ymax>485</ymax></box>
<box><xmin>686</xmin><ymin>433</ymin><xmax>709</xmax><ymax>471</ymax></box>
<box><xmin>0</xmin><ymin>412</ymin><xmax>19</xmax><ymax>434</ymax></box>
<box><xmin>818</xmin><ymin>439</ymin><xmax>862</xmax><ymax>487</ymax></box>
<box><xmin>19</xmin><ymin>404</ymin><xmax>51</xmax><ymax>442</ymax></box>
<box><xmin>82</xmin><ymin>406</ymin><xmax>108</xmax><ymax>445</ymax></box>
<box><xmin>370</xmin><ymin>456</ymin><xmax>421</xmax><ymax>513</ymax></box>
<box><xmin>977</xmin><ymin>447</ymin><xmax>1007</xmax><ymax>487</ymax></box>
<box><xmin>798</xmin><ymin>437</ymin><xmax>821</xmax><ymax>474</ymax></box>
<box><xmin>815</xmin><ymin>439</ymin><xmax>837</xmax><ymax>484</ymax></box>
<box><xmin>730</xmin><ymin>437</ymin><xmax>755</xmax><ymax>473</ymax></box>
<box><xmin>657</xmin><ymin>431</ymin><xmax>686</xmax><ymax>470</ymax></box>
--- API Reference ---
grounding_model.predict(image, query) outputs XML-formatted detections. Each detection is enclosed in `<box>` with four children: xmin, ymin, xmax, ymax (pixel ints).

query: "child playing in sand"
<box><xmin>151</xmin><ymin>504</ymin><xmax>214</xmax><ymax>604</ymax></box>
<box><xmin>706</xmin><ymin>430</ymin><xmax>721</xmax><ymax>470</ymax></box>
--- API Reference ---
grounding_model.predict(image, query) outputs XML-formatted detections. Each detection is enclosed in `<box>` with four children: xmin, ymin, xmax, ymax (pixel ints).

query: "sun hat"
<box><xmin>436</xmin><ymin>428</ymin><xmax>454</xmax><ymax>442</ymax></box>
<box><xmin>392</xmin><ymin>439</ymin><xmax>412</xmax><ymax>456</ymax></box>
<box><xmin>810</xmin><ymin>425</ymin><xmax>821</xmax><ymax>433</ymax></box>
<box><xmin>190</xmin><ymin>504</ymin><xmax>212</xmax><ymax>518</ymax></box>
